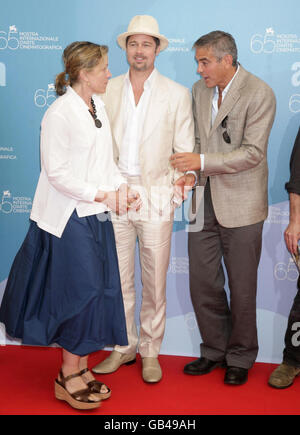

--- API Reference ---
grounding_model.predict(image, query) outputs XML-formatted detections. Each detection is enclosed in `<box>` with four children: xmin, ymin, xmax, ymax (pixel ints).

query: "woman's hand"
<box><xmin>96</xmin><ymin>184</ymin><xmax>142</xmax><ymax>215</ymax></box>
<box><xmin>103</xmin><ymin>191</ymin><xmax>128</xmax><ymax>215</ymax></box>
<box><xmin>118</xmin><ymin>184</ymin><xmax>142</xmax><ymax>213</ymax></box>
<box><xmin>95</xmin><ymin>189</ymin><xmax>126</xmax><ymax>214</ymax></box>
<box><xmin>95</xmin><ymin>190</ymin><xmax>107</xmax><ymax>203</ymax></box>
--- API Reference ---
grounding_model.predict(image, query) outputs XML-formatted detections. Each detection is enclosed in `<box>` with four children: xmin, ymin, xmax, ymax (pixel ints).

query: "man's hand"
<box><xmin>284</xmin><ymin>221</ymin><xmax>300</xmax><ymax>254</ymax></box>
<box><xmin>173</xmin><ymin>173</ymin><xmax>196</xmax><ymax>204</ymax></box>
<box><xmin>170</xmin><ymin>153</ymin><xmax>201</xmax><ymax>172</ymax></box>
<box><xmin>285</xmin><ymin>193</ymin><xmax>300</xmax><ymax>254</ymax></box>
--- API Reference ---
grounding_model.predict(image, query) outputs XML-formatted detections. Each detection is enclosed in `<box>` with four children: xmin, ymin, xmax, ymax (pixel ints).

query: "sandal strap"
<box><xmin>58</xmin><ymin>369</ymin><xmax>85</xmax><ymax>386</ymax></box>
<box><xmin>87</xmin><ymin>379</ymin><xmax>111</xmax><ymax>394</ymax></box>
<box><xmin>56</xmin><ymin>371</ymin><xmax>101</xmax><ymax>404</ymax></box>
<box><xmin>56</xmin><ymin>378</ymin><xmax>100</xmax><ymax>403</ymax></box>
<box><xmin>77</xmin><ymin>368</ymin><xmax>110</xmax><ymax>395</ymax></box>
<box><xmin>71</xmin><ymin>387</ymin><xmax>98</xmax><ymax>403</ymax></box>
<box><xmin>78</xmin><ymin>368</ymin><xmax>89</xmax><ymax>376</ymax></box>
<box><xmin>88</xmin><ymin>380</ymin><xmax>105</xmax><ymax>388</ymax></box>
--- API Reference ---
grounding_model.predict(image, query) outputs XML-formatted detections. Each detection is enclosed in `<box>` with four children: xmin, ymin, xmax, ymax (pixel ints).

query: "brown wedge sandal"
<box><xmin>55</xmin><ymin>370</ymin><xmax>101</xmax><ymax>410</ymax></box>
<box><xmin>79</xmin><ymin>368</ymin><xmax>111</xmax><ymax>400</ymax></box>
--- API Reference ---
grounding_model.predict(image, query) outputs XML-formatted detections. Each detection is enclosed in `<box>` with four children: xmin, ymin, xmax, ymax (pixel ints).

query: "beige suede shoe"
<box><xmin>142</xmin><ymin>357</ymin><xmax>162</xmax><ymax>383</ymax></box>
<box><xmin>268</xmin><ymin>363</ymin><xmax>300</xmax><ymax>389</ymax></box>
<box><xmin>92</xmin><ymin>350</ymin><xmax>136</xmax><ymax>374</ymax></box>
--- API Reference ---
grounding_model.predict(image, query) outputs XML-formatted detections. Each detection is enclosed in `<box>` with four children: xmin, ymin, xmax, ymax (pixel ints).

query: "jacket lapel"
<box><xmin>108</xmin><ymin>81</ymin><xmax>125</xmax><ymax>154</ymax></box>
<box><xmin>141</xmin><ymin>71</ymin><xmax>168</xmax><ymax>144</ymax></box>
<box><xmin>107</xmin><ymin>72</ymin><xmax>168</xmax><ymax>151</ymax></box>
<box><xmin>210</xmin><ymin>66</ymin><xmax>247</xmax><ymax>135</ymax></box>
<box><xmin>200</xmin><ymin>86</ymin><xmax>214</xmax><ymax>138</ymax></box>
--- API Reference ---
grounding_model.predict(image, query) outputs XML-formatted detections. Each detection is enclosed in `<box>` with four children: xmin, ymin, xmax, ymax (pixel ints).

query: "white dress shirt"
<box><xmin>118</xmin><ymin>69</ymin><xmax>156</xmax><ymax>176</ymax></box>
<box><xmin>200</xmin><ymin>65</ymin><xmax>240</xmax><ymax>170</ymax></box>
<box><xmin>211</xmin><ymin>65</ymin><xmax>240</xmax><ymax>125</ymax></box>
<box><xmin>30</xmin><ymin>86</ymin><xmax>126</xmax><ymax>238</ymax></box>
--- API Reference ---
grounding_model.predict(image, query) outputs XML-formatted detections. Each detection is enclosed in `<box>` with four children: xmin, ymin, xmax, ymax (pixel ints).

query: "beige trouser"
<box><xmin>113</xmin><ymin>176</ymin><xmax>174</xmax><ymax>358</ymax></box>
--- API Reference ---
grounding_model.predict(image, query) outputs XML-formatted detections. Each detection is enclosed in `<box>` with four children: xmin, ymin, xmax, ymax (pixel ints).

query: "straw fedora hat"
<box><xmin>117</xmin><ymin>15</ymin><xmax>169</xmax><ymax>51</ymax></box>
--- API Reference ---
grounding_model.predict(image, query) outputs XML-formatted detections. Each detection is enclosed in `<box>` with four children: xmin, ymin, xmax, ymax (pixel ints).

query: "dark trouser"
<box><xmin>188</xmin><ymin>182</ymin><xmax>263</xmax><ymax>369</ymax></box>
<box><xmin>283</xmin><ymin>276</ymin><xmax>300</xmax><ymax>367</ymax></box>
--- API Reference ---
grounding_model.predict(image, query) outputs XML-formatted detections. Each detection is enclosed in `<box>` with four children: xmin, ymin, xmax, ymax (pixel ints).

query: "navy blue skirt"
<box><xmin>0</xmin><ymin>211</ymin><xmax>128</xmax><ymax>356</ymax></box>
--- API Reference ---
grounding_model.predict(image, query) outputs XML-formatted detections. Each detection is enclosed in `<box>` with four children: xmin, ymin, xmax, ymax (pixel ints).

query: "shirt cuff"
<box><xmin>84</xmin><ymin>185</ymin><xmax>99</xmax><ymax>203</ymax></box>
<box><xmin>200</xmin><ymin>154</ymin><xmax>205</xmax><ymax>171</ymax></box>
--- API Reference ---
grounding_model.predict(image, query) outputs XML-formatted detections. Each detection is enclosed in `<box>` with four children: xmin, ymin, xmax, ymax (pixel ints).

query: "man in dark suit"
<box><xmin>269</xmin><ymin>127</ymin><xmax>300</xmax><ymax>389</ymax></box>
<box><xmin>171</xmin><ymin>31</ymin><xmax>276</xmax><ymax>385</ymax></box>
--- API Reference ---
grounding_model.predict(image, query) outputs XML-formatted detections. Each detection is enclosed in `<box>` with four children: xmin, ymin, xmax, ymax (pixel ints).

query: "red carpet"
<box><xmin>0</xmin><ymin>345</ymin><xmax>300</xmax><ymax>415</ymax></box>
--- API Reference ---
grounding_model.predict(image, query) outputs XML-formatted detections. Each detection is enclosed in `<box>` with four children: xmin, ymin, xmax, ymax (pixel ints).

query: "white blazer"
<box><xmin>30</xmin><ymin>86</ymin><xmax>125</xmax><ymax>238</ymax></box>
<box><xmin>103</xmin><ymin>71</ymin><xmax>195</xmax><ymax>214</ymax></box>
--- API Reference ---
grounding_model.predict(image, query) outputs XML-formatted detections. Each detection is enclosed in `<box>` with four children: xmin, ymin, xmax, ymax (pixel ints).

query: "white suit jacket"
<box><xmin>102</xmin><ymin>70</ymin><xmax>195</xmax><ymax>213</ymax></box>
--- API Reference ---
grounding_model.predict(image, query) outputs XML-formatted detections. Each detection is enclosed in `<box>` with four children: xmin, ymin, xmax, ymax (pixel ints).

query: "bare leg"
<box><xmin>60</xmin><ymin>349</ymin><xmax>99</xmax><ymax>401</ymax></box>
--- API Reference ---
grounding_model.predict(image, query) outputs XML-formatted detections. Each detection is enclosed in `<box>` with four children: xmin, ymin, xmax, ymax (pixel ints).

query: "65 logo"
<box><xmin>0</xmin><ymin>191</ymin><xmax>13</xmax><ymax>214</ymax></box>
<box><xmin>289</xmin><ymin>62</ymin><xmax>300</xmax><ymax>114</ymax></box>
<box><xmin>0</xmin><ymin>190</ymin><xmax>33</xmax><ymax>214</ymax></box>
<box><xmin>0</xmin><ymin>25</ymin><xmax>19</xmax><ymax>50</ymax></box>
<box><xmin>34</xmin><ymin>83</ymin><xmax>56</xmax><ymax>108</ymax></box>
<box><xmin>250</xmin><ymin>28</ymin><xmax>276</xmax><ymax>54</ymax></box>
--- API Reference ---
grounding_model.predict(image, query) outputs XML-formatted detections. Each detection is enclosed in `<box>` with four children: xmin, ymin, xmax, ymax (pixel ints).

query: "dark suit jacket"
<box><xmin>286</xmin><ymin>127</ymin><xmax>300</xmax><ymax>195</ymax></box>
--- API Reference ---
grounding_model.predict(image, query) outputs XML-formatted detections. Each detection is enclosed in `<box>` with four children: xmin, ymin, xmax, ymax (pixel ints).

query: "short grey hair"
<box><xmin>193</xmin><ymin>31</ymin><xmax>238</xmax><ymax>67</ymax></box>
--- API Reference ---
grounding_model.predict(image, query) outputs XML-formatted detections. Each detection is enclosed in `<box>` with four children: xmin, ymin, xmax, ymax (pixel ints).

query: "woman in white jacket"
<box><xmin>0</xmin><ymin>41</ymin><xmax>140</xmax><ymax>411</ymax></box>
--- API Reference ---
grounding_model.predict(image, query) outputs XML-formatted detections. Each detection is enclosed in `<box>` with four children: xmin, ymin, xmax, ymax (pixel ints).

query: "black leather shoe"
<box><xmin>184</xmin><ymin>357</ymin><xmax>225</xmax><ymax>375</ymax></box>
<box><xmin>224</xmin><ymin>366</ymin><xmax>248</xmax><ymax>385</ymax></box>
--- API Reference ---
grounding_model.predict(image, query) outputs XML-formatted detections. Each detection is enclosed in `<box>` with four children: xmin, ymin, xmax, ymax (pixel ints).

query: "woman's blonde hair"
<box><xmin>55</xmin><ymin>41</ymin><xmax>108</xmax><ymax>96</ymax></box>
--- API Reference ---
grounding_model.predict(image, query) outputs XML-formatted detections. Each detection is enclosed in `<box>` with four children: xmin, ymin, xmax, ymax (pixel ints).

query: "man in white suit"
<box><xmin>92</xmin><ymin>15</ymin><xmax>195</xmax><ymax>382</ymax></box>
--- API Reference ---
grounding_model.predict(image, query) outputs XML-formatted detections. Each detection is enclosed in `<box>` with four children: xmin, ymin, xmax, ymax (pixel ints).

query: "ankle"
<box><xmin>61</xmin><ymin>364</ymin><xmax>80</xmax><ymax>378</ymax></box>
<box><xmin>79</xmin><ymin>357</ymin><xmax>89</xmax><ymax>372</ymax></box>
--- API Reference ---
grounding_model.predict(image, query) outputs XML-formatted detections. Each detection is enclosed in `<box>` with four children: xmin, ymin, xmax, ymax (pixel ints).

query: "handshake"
<box><xmin>95</xmin><ymin>183</ymin><xmax>141</xmax><ymax>215</ymax></box>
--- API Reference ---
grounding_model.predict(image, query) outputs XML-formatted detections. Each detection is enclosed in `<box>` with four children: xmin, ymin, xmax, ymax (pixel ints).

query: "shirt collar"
<box><xmin>124</xmin><ymin>68</ymin><xmax>157</xmax><ymax>91</ymax></box>
<box><xmin>214</xmin><ymin>64</ymin><xmax>240</xmax><ymax>99</ymax></box>
<box><xmin>66</xmin><ymin>85</ymin><xmax>105</xmax><ymax>109</ymax></box>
